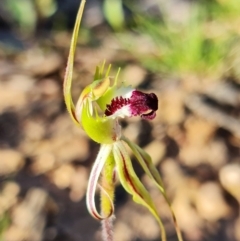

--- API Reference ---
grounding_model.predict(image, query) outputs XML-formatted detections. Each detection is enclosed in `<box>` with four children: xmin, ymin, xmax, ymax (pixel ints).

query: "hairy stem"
<box><xmin>100</xmin><ymin>152</ymin><xmax>115</xmax><ymax>241</ymax></box>
<box><xmin>101</xmin><ymin>216</ymin><xmax>114</xmax><ymax>241</ymax></box>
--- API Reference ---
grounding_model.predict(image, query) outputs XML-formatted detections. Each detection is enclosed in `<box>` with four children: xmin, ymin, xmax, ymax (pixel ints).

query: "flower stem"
<box><xmin>100</xmin><ymin>152</ymin><xmax>115</xmax><ymax>241</ymax></box>
<box><xmin>101</xmin><ymin>216</ymin><xmax>114</xmax><ymax>241</ymax></box>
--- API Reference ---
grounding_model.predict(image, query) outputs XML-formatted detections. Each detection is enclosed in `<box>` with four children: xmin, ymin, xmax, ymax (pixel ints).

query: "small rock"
<box><xmin>53</xmin><ymin>136</ymin><xmax>89</xmax><ymax>163</ymax></box>
<box><xmin>123</xmin><ymin>123</ymin><xmax>141</xmax><ymax>150</ymax></box>
<box><xmin>132</xmin><ymin>213</ymin><xmax>159</xmax><ymax>240</ymax></box>
<box><xmin>180</xmin><ymin>140</ymin><xmax>227</xmax><ymax>168</ymax></box>
<box><xmin>234</xmin><ymin>217</ymin><xmax>240</xmax><ymax>241</ymax></box>
<box><xmin>173</xmin><ymin>193</ymin><xmax>203</xmax><ymax>241</ymax></box>
<box><xmin>219</xmin><ymin>163</ymin><xmax>240</xmax><ymax>202</ymax></box>
<box><xmin>118</xmin><ymin>202</ymin><xmax>159</xmax><ymax>240</ymax></box>
<box><xmin>69</xmin><ymin>166</ymin><xmax>88</xmax><ymax>202</ymax></box>
<box><xmin>50</xmin><ymin>164</ymin><xmax>75</xmax><ymax>189</ymax></box>
<box><xmin>185</xmin><ymin>116</ymin><xmax>216</xmax><ymax>145</ymax></box>
<box><xmin>0</xmin><ymin>149</ymin><xmax>24</xmax><ymax>175</ymax></box>
<box><xmin>144</xmin><ymin>140</ymin><xmax>166</xmax><ymax>165</ymax></box>
<box><xmin>31</xmin><ymin>152</ymin><xmax>56</xmax><ymax>174</ymax></box>
<box><xmin>36</xmin><ymin>78</ymin><xmax>60</xmax><ymax>97</ymax></box>
<box><xmin>159</xmin><ymin>85</ymin><xmax>185</xmax><ymax>125</ymax></box>
<box><xmin>4</xmin><ymin>226</ymin><xmax>27</xmax><ymax>241</ymax></box>
<box><xmin>0</xmin><ymin>182</ymin><xmax>20</xmax><ymax>216</ymax></box>
<box><xmin>195</xmin><ymin>182</ymin><xmax>230</xmax><ymax>221</ymax></box>
<box><xmin>17</xmin><ymin>48</ymin><xmax>62</xmax><ymax>76</ymax></box>
<box><xmin>5</xmin><ymin>188</ymin><xmax>48</xmax><ymax>241</ymax></box>
<box><xmin>0</xmin><ymin>74</ymin><xmax>35</xmax><ymax>111</ymax></box>
<box><xmin>0</xmin><ymin>84</ymin><xmax>27</xmax><ymax>111</ymax></box>
<box><xmin>23</xmin><ymin>120</ymin><xmax>46</xmax><ymax>142</ymax></box>
<box><xmin>206</xmin><ymin>140</ymin><xmax>227</xmax><ymax>168</ymax></box>
<box><xmin>114</xmin><ymin>222</ymin><xmax>134</xmax><ymax>241</ymax></box>
<box><xmin>122</xmin><ymin>65</ymin><xmax>146</xmax><ymax>87</ymax></box>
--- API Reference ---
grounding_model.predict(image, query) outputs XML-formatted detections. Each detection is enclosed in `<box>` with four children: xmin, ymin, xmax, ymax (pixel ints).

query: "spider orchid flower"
<box><xmin>63</xmin><ymin>1</ymin><xmax>183</xmax><ymax>241</ymax></box>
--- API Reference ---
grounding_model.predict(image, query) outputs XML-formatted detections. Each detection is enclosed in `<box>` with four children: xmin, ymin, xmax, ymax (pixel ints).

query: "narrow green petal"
<box><xmin>96</xmin><ymin>85</ymin><xmax>118</xmax><ymax>111</ymax></box>
<box><xmin>122</xmin><ymin>136</ymin><xmax>183</xmax><ymax>241</ymax></box>
<box><xmin>122</xmin><ymin>136</ymin><xmax>165</xmax><ymax>192</ymax></box>
<box><xmin>86</xmin><ymin>144</ymin><xmax>113</xmax><ymax>220</ymax></box>
<box><xmin>63</xmin><ymin>0</ymin><xmax>86</xmax><ymax>126</ymax></box>
<box><xmin>113</xmin><ymin>141</ymin><xmax>166</xmax><ymax>241</ymax></box>
<box><xmin>75</xmin><ymin>77</ymin><xmax>111</xmax><ymax>122</ymax></box>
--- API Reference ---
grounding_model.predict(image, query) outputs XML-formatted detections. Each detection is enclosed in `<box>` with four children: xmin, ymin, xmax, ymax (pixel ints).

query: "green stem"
<box><xmin>100</xmin><ymin>152</ymin><xmax>115</xmax><ymax>241</ymax></box>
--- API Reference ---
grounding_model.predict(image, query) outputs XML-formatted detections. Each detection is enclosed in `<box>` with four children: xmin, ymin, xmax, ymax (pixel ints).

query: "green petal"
<box><xmin>75</xmin><ymin>77</ymin><xmax>111</xmax><ymax>122</ymax></box>
<box><xmin>122</xmin><ymin>136</ymin><xmax>183</xmax><ymax>241</ymax></box>
<box><xmin>96</xmin><ymin>85</ymin><xmax>118</xmax><ymax>111</ymax></box>
<box><xmin>122</xmin><ymin>136</ymin><xmax>165</xmax><ymax>192</ymax></box>
<box><xmin>113</xmin><ymin>141</ymin><xmax>166</xmax><ymax>241</ymax></box>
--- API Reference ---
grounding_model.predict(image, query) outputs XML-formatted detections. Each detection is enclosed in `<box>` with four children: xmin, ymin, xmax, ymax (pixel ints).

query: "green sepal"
<box><xmin>113</xmin><ymin>141</ymin><xmax>166</xmax><ymax>241</ymax></box>
<box><xmin>96</xmin><ymin>85</ymin><xmax>117</xmax><ymax>111</ymax></box>
<box><xmin>63</xmin><ymin>0</ymin><xmax>86</xmax><ymax>126</ymax></box>
<box><xmin>122</xmin><ymin>136</ymin><xmax>184</xmax><ymax>241</ymax></box>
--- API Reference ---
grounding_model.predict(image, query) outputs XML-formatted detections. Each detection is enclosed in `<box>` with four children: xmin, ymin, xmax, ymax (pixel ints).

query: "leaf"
<box><xmin>103</xmin><ymin>0</ymin><xmax>124</xmax><ymax>30</ymax></box>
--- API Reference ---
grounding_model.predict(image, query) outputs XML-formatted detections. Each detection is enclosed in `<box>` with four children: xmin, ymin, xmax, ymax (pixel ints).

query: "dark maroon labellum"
<box><xmin>105</xmin><ymin>90</ymin><xmax>158</xmax><ymax>120</ymax></box>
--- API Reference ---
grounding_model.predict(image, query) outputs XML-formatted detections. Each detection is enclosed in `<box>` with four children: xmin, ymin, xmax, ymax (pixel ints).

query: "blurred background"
<box><xmin>0</xmin><ymin>0</ymin><xmax>240</xmax><ymax>241</ymax></box>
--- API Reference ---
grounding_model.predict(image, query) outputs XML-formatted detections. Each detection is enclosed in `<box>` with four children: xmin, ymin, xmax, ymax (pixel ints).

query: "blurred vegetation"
<box><xmin>1</xmin><ymin>0</ymin><xmax>57</xmax><ymax>33</ymax></box>
<box><xmin>1</xmin><ymin>0</ymin><xmax>240</xmax><ymax>80</ymax></box>
<box><xmin>0</xmin><ymin>213</ymin><xmax>10</xmax><ymax>241</ymax></box>
<box><xmin>116</xmin><ymin>0</ymin><xmax>240</xmax><ymax>79</ymax></box>
<box><xmin>103</xmin><ymin>0</ymin><xmax>124</xmax><ymax>30</ymax></box>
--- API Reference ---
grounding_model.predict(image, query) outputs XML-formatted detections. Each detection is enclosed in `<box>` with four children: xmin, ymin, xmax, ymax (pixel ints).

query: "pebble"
<box><xmin>219</xmin><ymin>163</ymin><xmax>240</xmax><ymax>202</ymax></box>
<box><xmin>195</xmin><ymin>182</ymin><xmax>230</xmax><ymax>221</ymax></box>
<box><xmin>0</xmin><ymin>149</ymin><xmax>24</xmax><ymax>175</ymax></box>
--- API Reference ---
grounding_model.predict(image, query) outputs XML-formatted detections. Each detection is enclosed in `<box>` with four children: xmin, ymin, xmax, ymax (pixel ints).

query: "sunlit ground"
<box><xmin>0</xmin><ymin>0</ymin><xmax>240</xmax><ymax>241</ymax></box>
